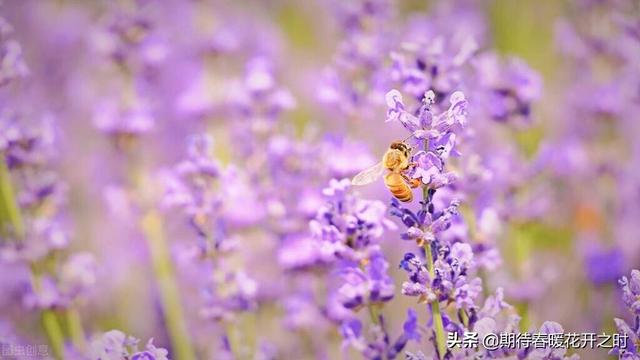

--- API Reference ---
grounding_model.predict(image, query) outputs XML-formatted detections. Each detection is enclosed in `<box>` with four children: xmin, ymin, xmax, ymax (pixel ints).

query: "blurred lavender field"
<box><xmin>0</xmin><ymin>0</ymin><xmax>639</xmax><ymax>359</ymax></box>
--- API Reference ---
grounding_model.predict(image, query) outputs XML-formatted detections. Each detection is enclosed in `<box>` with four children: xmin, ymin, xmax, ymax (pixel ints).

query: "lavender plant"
<box><xmin>0</xmin><ymin>1</ymin><xmax>637</xmax><ymax>360</ymax></box>
<box><xmin>612</xmin><ymin>270</ymin><xmax>640</xmax><ymax>359</ymax></box>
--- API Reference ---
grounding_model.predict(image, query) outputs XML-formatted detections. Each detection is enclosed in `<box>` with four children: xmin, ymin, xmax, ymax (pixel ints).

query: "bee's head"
<box><xmin>390</xmin><ymin>141</ymin><xmax>412</xmax><ymax>157</ymax></box>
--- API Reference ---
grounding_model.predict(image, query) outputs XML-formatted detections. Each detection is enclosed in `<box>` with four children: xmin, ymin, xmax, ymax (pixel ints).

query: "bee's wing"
<box><xmin>351</xmin><ymin>162</ymin><xmax>385</xmax><ymax>186</ymax></box>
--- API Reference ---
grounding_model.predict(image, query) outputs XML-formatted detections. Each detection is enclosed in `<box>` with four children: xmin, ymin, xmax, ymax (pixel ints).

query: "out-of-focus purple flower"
<box><xmin>0</xmin><ymin>114</ymin><xmax>96</xmax><ymax>315</ymax></box>
<box><xmin>161</xmin><ymin>134</ymin><xmax>224</xmax><ymax>241</ymax></box>
<box><xmin>339</xmin><ymin>318</ymin><xmax>366</xmax><ymax>353</ymax></box>
<box><xmin>316</xmin><ymin>0</ymin><xmax>392</xmax><ymax>120</ymax></box>
<box><xmin>320</xmin><ymin>136</ymin><xmax>376</xmax><ymax>179</ymax></box>
<box><xmin>227</xmin><ymin>57</ymin><xmax>296</xmax><ymax>132</ymax></box>
<box><xmin>581</xmin><ymin>241</ymin><xmax>625</xmax><ymax>286</ymax></box>
<box><xmin>525</xmin><ymin>322</ymin><xmax>580</xmax><ymax>360</ymax></box>
<box><xmin>336</xmin><ymin>248</ymin><xmax>394</xmax><ymax>309</ymax></box>
<box><xmin>0</xmin><ymin>113</ymin><xmax>57</xmax><ymax>169</ymax></box>
<box><xmin>609</xmin><ymin>271</ymin><xmax>640</xmax><ymax>358</ymax></box>
<box><xmin>338</xmin><ymin>309</ymin><xmax>421</xmax><ymax>360</ymax></box>
<box><xmin>450</xmin><ymin>242</ymin><xmax>474</xmax><ymax>268</ymax></box>
<box><xmin>620</xmin><ymin>270</ymin><xmax>640</xmax><ymax>316</ymax></box>
<box><xmin>479</xmin><ymin>287</ymin><xmax>512</xmax><ymax>319</ymax></box>
<box><xmin>93</xmin><ymin>100</ymin><xmax>155</xmax><ymax>138</ymax></box>
<box><xmin>89</xmin><ymin>4</ymin><xmax>168</xmax><ymax>72</ymax></box>
<box><xmin>58</xmin><ymin>252</ymin><xmax>97</xmax><ymax>302</ymax></box>
<box><xmin>200</xmin><ymin>269</ymin><xmax>258</xmax><ymax>322</ymax></box>
<box><xmin>21</xmin><ymin>252</ymin><xmax>96</xmax><ymax>310</ymax></box>
<box><xmin>309</xmin><ymin>178</ymin><xmax>395</xmax><ymax>263</ymax></box>
<box><xmin>453</xmin><ymin>277</ymin><xmax>482</xmax><ymax>310</ymax></box>
<box><xmin>0</xmin><ymin>17</ymin><xmax>28</xmax><ymax>87</ymax></box>
<box><xmin>389</xmin><ymin>24</ymin><xmax>478</xmax><ymax>99</ymax></box>
<box><xmin>282</xmin><ymin>292</ymin><xmax>327</xmax><ymax>331</ymax></box>
<box><xmin>473</xmin><ymin>53</ymin><xmax>541</xmax><ymax>123</ymax></box>
<box><xmin>387</xmin><ymin>309</ymin><xmax>422</xmax><ymax>359</ymax></box>
<box><xmin>611</xmin><ymin>317</ymin><xmax>638</xmax><ymax>359</ymax></box>
<box><xmin>89</xmin><ymin>330</ymin><xmax>169</xmax><ymax>360</ymax></box>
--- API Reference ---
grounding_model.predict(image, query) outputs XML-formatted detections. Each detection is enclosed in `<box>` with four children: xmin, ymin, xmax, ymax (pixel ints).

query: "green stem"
<box><xmin>0</xmin><ymin>158</ymin><xmax>25</xmax><ymax>239</ymax></box>
<box><xmin>225</xmin><ymin>322</ymin><xmax>240</xmax><ymax>359</ymax></box>
<box><xmin>142</xmin><ymin>211</ymin><xmax>196</xmax><ymax>360</ymax></box>
<box><xmin>358</xmin><ymin>262</ymin><xmax>380</xmax><ymax>326</ymax></box>
<box><xmin>31</xmin><ymin>269</ymin><xmax>65</xmax><ymax>360</ymax></box>
<box><xmin>41</xmin><ymin>310</ymin><xmax>65</xmax><ymax>359</ymax></box>
<box><xmin>66</xmin><ymin>307</ymin><xmax>86</xmax><ymax>351</ymax></box>
<box><xmin>367</xmin><ymin>303</ymin><xmax>380</xmax><ymax>325</ymax></box>
<box><xmin>424</xmin><ymin>242</ymin><xmax>447</xmax><ymax>360</ymax></box>
<box><xmin>459</xmin><ymin>308</ymin><xmax>469</xmax><ymax>328</ymax></box>
<box><xmin>479</xmin><ymin>268</ymin><xmax>490</xmax><ymax>297</ymax></box>
<box><xmin>516</xmin><ymin>301</ymin><xmax>530</xmax><ymax>332</ymax></box>
<box><xmin>513</xmin><ymin>224</ymin><xmax>531</xmax><ymax>332</ymax></box>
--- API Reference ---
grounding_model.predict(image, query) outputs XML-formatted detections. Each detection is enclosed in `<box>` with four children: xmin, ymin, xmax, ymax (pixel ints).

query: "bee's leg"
<box><xmin>401</xmin><ymin>173</ymin><xmax>421</xmax><ymax>188</ymax></box>
<box><xmin>407</xmin><ymin>162</ymin><xmax>418</xmax><ymax>171</ymax></box>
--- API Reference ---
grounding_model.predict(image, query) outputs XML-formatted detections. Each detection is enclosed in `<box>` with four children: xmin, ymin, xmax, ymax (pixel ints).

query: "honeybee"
<box><xmin>351</xmin><ymin>141</ymin><xmax>420</xmax><ymax>202</ymax></box>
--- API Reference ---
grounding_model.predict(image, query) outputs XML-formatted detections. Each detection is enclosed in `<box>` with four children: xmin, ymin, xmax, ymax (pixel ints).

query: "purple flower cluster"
<box><xmin>0</xmin><ymin>1</ymin><xmax>639</xmax><ymax>359</ymax></box>
<box><xmin>317</xmin><ymin>0</ymin><xmax>393</xmax><ymax>120</ymax></box>
<box><xmin>384</xmin><ymin>88</ymin><xmax>581</xmax><ymax>359</ymax></box>
<box><xmin>162</xmin><ymin>134</ymin><xmax>258</xmax><ymax>324</ymax></box>
<box><xmin>0</xmin><ymin>17</ymin><xmax>28</xmax><ymax>87</ymax></box>
<box><xmin>612</xmin><ymin>270</ymin><xmax>640</xmax><ymax>359</ymax></box>
<box><xmin>89</xmin><ymin>330</ymin><xmax>169</xmax><ymax>360</ymax></box>
<box><xmin>307</xmin><ymin>178</ymin><xmax>394</xmax><ymax>263</ymax></box>
<box><xmin>293</xmin><ymin>178</ymin><xmax>420</xmax><ymax>359</ymax></box>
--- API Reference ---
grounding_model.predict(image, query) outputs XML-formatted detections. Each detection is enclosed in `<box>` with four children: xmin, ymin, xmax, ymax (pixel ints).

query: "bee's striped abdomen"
<box><xmin>384</xmin><ymin>173</ymin><xmax>413</xmax><ymax>202</ymax></box>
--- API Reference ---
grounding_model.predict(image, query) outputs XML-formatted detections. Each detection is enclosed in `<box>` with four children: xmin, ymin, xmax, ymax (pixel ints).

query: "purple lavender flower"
<box><xmin>339</xmin><ymin>309</ymin><xmax>422</xmax><ymax>360</ymax></box>
<box><xmin>89</xmin><ymin>3</ymin><xmax>168</xmax><ymax>73</ymax></box>
<box><xmin>299</xmin><ymin>177</ymin><xmax>419</xmax><ymax>359</ymax></box>
<box><xmin>0</xmin><ymin>1</ymin><xmax>635</xmax><ymax>359</ymax></box>
<box><xmin>388</xmin><ymin>23</ymin><xmax>478</xmax><ymax>99</ymax></box>
<box><xmin>620</xmin><ymin>270</ymin><xmax>640</xmax><ymax>317</ymax></box>
<box><xmin>316</xmin><ymin>0</ymin><xmax>393</xmax><ymax>120</ymax></box>
<box><xmin>162</xmin><ymin>135</ymin><xmax>259</xmax><ymax>323</ymax></box>
<box><xmin>200</xmin><ymin>270</ymin><xmax>258</xmax><ymax>322</ymax></box>
<box><xmin>308</xmin><ymin>178</ymin><xmax>395</xmax><ymax>263</ymax></box>
<box><xmin>0</xmin><ymin>17</ymin><xmax>28</xmax><ymax>87</ymax></box>
<box><xmin>581</xmin><ymin>240</ymin><xmax>625</xmax><ymax>286</ymax></box>
<box><xmin>335</xmin><ymin>247</ymin><xmax>394</xmax><ymax>309</ymax></box>
<box><xmin>472</xmin><ymin>53</ymin><xmax>542</xmax><ymax>123</ymax></box>
<box><xmin>384</xmin><ymin>89</ymin><xmax>467</xmax><ymax>149</ymax></box>
<box><xmin>89</xmin><ymin>330</ymin><xmax>169</xmax><ymax>360</ymax></box>
<box><xmin>93</xmin><ymin>100</ymin><xmax>155</xmax><ymax>139</ymax></box>
<box><xmin>161</xmin><ymin>134</ymin><xmax>224</xmax><ymax>243</ymax></box>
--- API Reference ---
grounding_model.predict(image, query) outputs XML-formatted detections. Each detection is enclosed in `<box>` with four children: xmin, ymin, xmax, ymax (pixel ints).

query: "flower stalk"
<box><xmin>2</xmin><ymin>157</ymin><xmax>65</xmax><ymax>359</ymax></box>
<box><xmin>358</xmin><ymin>259</ymin><xmax>381</xmax><ymax>326</ymax></box>
<box><xmin>368</xmin><ymin>303</ymin><xmax>380</xmax><ymax>325</ymax></box>
<box><xmin>423</xmin><ymin>240</ymin><xmax>447</xmax><ymax>359</ymax></box>
<box><xmin>141</xmin><ymin>210</ymin><xmax>196</xmax><ymax>360</ymax></box>
<box><xmin>66</xmin><ymin>307</ymin><xmax>86</xmax><ymax>352</ymax></box>
<box><xmin>30</xmin><ymin>267</ymin><xmax>65</xmax><ymax>360</ymax></box>
<box><xmin>0</xmin><ymin>158</ymin><xmax>24</xmax><ymax>240</ymax></box>
<box><xmin>224</xmin><ymin>322</ymin><xmax>240</xmax><ymax>359</ymax></box>
<box><xmin>41</xmin><ymin>309</ymin><xmax>65</xmax><ymax>360</ymax></box>
<box><xmin>422</xmin><ymin>136</ymin><xmax>447</xmax><ymax>359</ymax></box>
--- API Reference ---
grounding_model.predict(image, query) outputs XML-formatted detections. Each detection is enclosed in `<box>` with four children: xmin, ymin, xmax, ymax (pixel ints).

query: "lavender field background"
<box><xmin>0</xmin><ymin>0</ymin><xmax>639</xmax><ymax>359</ymax></box>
